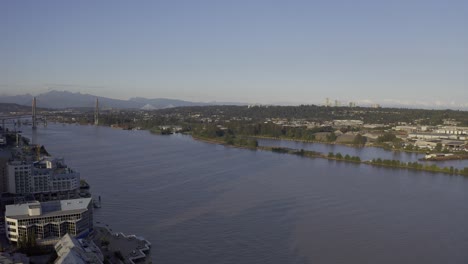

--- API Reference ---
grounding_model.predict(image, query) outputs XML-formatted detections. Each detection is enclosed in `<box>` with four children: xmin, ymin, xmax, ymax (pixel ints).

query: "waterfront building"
<box><xmin>7</xmin><ymin>161</ymin><xmax>32</xmax><ymax>194</ymax></box>
<box><xmin>6</xmin><ymin>157</ymin><xmax>80</xmax><ymax>195</ymax></box>
<box><xmin>31</xmin><ymin>157</ymin><xmax>80</xmax><ymax>194</ymax></box>
<box><xmin>0</xmin><ymin>149</ymin><xmax>10</xmax><ymax>193</ymax></box>
<box><xmin>5</xmin><ymin>198</ymin><xmax>93</xmax><ymax>245</ymax></box>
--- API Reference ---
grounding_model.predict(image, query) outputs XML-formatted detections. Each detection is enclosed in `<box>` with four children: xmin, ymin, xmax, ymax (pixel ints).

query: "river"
<box><xmin>22</xmin><ymin>124</ymin><xmax>468</xmax><ymax>264</ymax></box>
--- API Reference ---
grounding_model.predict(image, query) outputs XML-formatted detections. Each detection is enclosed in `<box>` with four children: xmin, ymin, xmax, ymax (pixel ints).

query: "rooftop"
<box><xmin>5</xmin><ymin>198</ymin><xmax>92</xmax><ymax>218</ymax></box>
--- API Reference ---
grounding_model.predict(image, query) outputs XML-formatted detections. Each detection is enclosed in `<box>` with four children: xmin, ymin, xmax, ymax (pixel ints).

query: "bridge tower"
<box><xmin>94</xmin><ymin>98</ymin><xmax>99</xmax><ymax>125</ymax></box>
<box><xmin>32</xmin><ymin>97</ymin><xmax>37</xmax><ymax>130</ymax></box>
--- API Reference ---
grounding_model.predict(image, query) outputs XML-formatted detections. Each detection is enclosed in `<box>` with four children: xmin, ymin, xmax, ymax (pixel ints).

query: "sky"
<box><xmin>1</xmin><ymin>0</ymin><xmax>467</xmax><ymax>108</ymax></box>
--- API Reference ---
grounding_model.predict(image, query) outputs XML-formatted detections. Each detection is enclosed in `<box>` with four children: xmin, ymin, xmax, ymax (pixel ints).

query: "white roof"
<box><xmin>5</xmin><ymin>198</ymin><xmax>92</xmax><ymax>218</ymax></box>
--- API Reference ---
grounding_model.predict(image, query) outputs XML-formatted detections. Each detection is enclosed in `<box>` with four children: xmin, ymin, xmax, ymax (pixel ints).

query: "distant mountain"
<box><xmin>0</xmin><ymin>103</ymin><xmax>37</xmax><ymax>113</ymax></box>
<box><xmin>0</xmin><ymin>94</ymin><xmax>35</xmax><ymax>107</ymax></box>
<box><xmin>128</xmin><ymin>97</ymin><xmax>211</xmax><ymax>109</ymax></box>
<box><xmin>0</xmin><ymin>90</ymin><xmax>241</xmax><ymax>109</ymax></box>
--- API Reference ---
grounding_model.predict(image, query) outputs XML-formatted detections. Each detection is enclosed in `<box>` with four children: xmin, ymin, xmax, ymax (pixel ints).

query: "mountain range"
<box><xmin>0</xmin><ymin>90</ymin><xmax>242</xmax><ymax>109</ymax></box>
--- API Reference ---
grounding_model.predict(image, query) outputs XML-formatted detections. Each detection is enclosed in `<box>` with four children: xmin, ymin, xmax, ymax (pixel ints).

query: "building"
<box><xmin>54</xmin><ymin>233</ymin><xmax>103</xmax><ymax>264</ymax></box>
<box><xmin>7</xmin><ymin>161</ymin><xmax>32</xmax><ymax>194</ymax></box>
<box><xmin>394</xmin><ymin>126</ymin><xmax>418</xmax><ymax>133</ymax></box>
<box><xmin>0</xmin><ymin>149</ymin><xmax>10</xmax><ymax>194</ymax></box>
<box><xmin>6</xmin><ymin>157</ymin><xmax>80</xmax><ymax>195</ymax></box>
<box><xmin>333</xmin><ymin>120</ymin><xmax>364</xmax><ymax>127</ymax></box>
<box><xmin>5</xmin><ymin>198</ymin><xmax>93</xmax><ymax>246</ymax></box>
<box><xmin>414</xmin><ymin>140</ymin><xmax>438</xmax><ymax>150</ymax></box>
<box><xmin>31</xmin><ymin>158</ymin><xmax>80</xmax><ymax>194</ymax></box>
<box><xmin>408</xmin><ymin>132</ymin><xmax>467</xmax><ymax>141</ymax></box>
<box><xmin>442</xmin><ymin>140</ymin><xmax>466</xmax><ymax>151</ymax></box>
<box><xmin>434</xmin><ymin>126</ymin><xmax>468</xmax><ymax>135</ymax></box>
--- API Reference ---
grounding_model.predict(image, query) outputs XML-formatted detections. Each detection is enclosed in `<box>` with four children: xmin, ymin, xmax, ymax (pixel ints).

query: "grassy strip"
<box><xmin>147</xmin><ymin>129</ymin><xmax>468</xmax><ymax>177</ymax></box>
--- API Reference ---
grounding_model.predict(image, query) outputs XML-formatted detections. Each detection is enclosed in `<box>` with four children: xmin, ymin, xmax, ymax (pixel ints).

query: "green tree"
<box><xmin>376</xmin><ymin>132</ymin><xmax>397</xmax><ymax>143</ymax></box>
<box><xmin>224</xmin><ymin>134</ymin><xmax>234</xmax><ymax>145</ymax></box>
<box><xmin>326</xmin><ymin>133</ymin><xmax>337</xmax><ymax>142</ymax></box>
<box><xmin>405</xmin><ymin>144</ymin><xmax>414</xmax><ymax>151</ymax></box>
<box><xmin>353</xmin><ymin>134</ymin><xmax>366</xmax><ymax>146</ymax></box>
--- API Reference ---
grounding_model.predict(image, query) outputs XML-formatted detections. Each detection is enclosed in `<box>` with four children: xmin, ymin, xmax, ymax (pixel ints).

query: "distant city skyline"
<box><xmin>1</xmin><ymin>0</ymin><xmax>467</xmax><ymax>109</ymax></box>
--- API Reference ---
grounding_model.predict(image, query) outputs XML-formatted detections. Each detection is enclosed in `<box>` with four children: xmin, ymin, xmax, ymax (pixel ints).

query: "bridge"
<box><xmin>0</xmin><ymin>97</ymin><xmax>100</xmax><ymax>135</ymax></box>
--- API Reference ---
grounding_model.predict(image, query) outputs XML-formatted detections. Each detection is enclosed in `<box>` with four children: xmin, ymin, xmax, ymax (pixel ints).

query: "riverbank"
<box><xmin>422</xmin><ymin>153</ymin><xmax>468</xmax><ymax>161</ymax></box>
<box><xmin>190</xmin><ymin>134</ymin><xmax>468</xmax><ymax>177</ymax></box>
<box><xmin>192</xmin><ymin>134</ymin><xmax>258</xmax><ymax>150</ymax></box>
<box><xmin>251</xmin><ymin>135</ymin><xmax>430</xmax><ymax>155</ymax></box>
<box><xmin>21</xmin><ymin>122</ymin><xmax>468</xmax><ymax>263</ymax></box>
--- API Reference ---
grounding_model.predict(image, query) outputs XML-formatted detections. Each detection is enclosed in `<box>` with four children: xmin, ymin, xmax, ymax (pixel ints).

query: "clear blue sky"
<box><xmin>1</xmin><ymin>0</ymin><xmax>467</xmax><ymax>107</ymax></box>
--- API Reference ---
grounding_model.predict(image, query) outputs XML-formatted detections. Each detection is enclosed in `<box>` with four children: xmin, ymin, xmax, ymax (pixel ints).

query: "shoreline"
<box><xmin>188</xmin><ymin>134</ymin><xmax>468</xmax><ymax>177</ymax></box>
<box><xmin>191</xmin><ymin>134</ymin><xmax>258</xmax><ymax>150</ymax></box>
<box><xmin>250</xmin><ymin>135</ymin><xmax>429</xmax><ymax>155</ymax></box>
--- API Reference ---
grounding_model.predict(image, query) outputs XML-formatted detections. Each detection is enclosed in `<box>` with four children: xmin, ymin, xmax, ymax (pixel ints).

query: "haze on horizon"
<box><xmin>1</xmin><ymin>0</ymin><xmax>467</xmax><ymax>108</ymax></box>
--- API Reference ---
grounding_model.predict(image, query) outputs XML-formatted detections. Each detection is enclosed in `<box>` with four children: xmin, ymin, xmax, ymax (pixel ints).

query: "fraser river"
<box><xmin>23</xmin><ymin>124</ymin><xmax>468</xmax><ymax>264</ymax></box>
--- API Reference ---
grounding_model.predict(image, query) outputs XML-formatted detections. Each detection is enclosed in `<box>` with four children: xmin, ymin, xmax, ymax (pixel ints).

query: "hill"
<box><xmin>0</xmin><ymin>103</ymin><xmax>36</xmax><ymax>113</ymax></box>
<box><xmin>0</xmin><ymin>90</ymin><xmax>236</xmax><ymax>109</ymax></box>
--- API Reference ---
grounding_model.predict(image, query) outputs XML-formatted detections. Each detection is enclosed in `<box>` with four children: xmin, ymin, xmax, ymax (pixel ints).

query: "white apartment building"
<box><xmin>6</xmin><ymin>158</ymin><xmax>80</xmax><ymax>195</ymax></box>
<box><xmin>0</xmin><ymin>150</ymin><xmax>10</xmax><ymax>193</ymax></box>
<box><xmin>7</xmin><ymin>161</ymin><xmax>32</xmax><ymax>194</ymax></box>
<box><xmin>31</xmin><ymin>158</ymin><xmax>80</xmax><ymax>194</ymax></box>
<box><xmin>5</xmin><ymin>198</ymin><xmax>93</xmax><ymax>245</ymax></box>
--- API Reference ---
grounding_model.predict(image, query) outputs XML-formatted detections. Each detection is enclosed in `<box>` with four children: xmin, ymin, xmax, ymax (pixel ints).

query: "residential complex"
<box><xmin>7</xmin><ymin>157</ymin><xmax>80</xmax><ymax>195</ymax></box>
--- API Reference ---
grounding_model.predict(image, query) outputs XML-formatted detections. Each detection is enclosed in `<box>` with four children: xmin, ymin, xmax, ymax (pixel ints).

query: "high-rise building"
<box><xmin>0</xmin><ymin>150</ymin><xmax>10</xmax><ymax>194</ymax></box>
<box><xmin>7</xmin><ymin>161</ymin><xmax>32</xmax><ymax>194</ymax></box>
<box><xmin>6</xmin><ymin>158</ymin><xmax>80</xmax><ymax>195</ymax></box>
